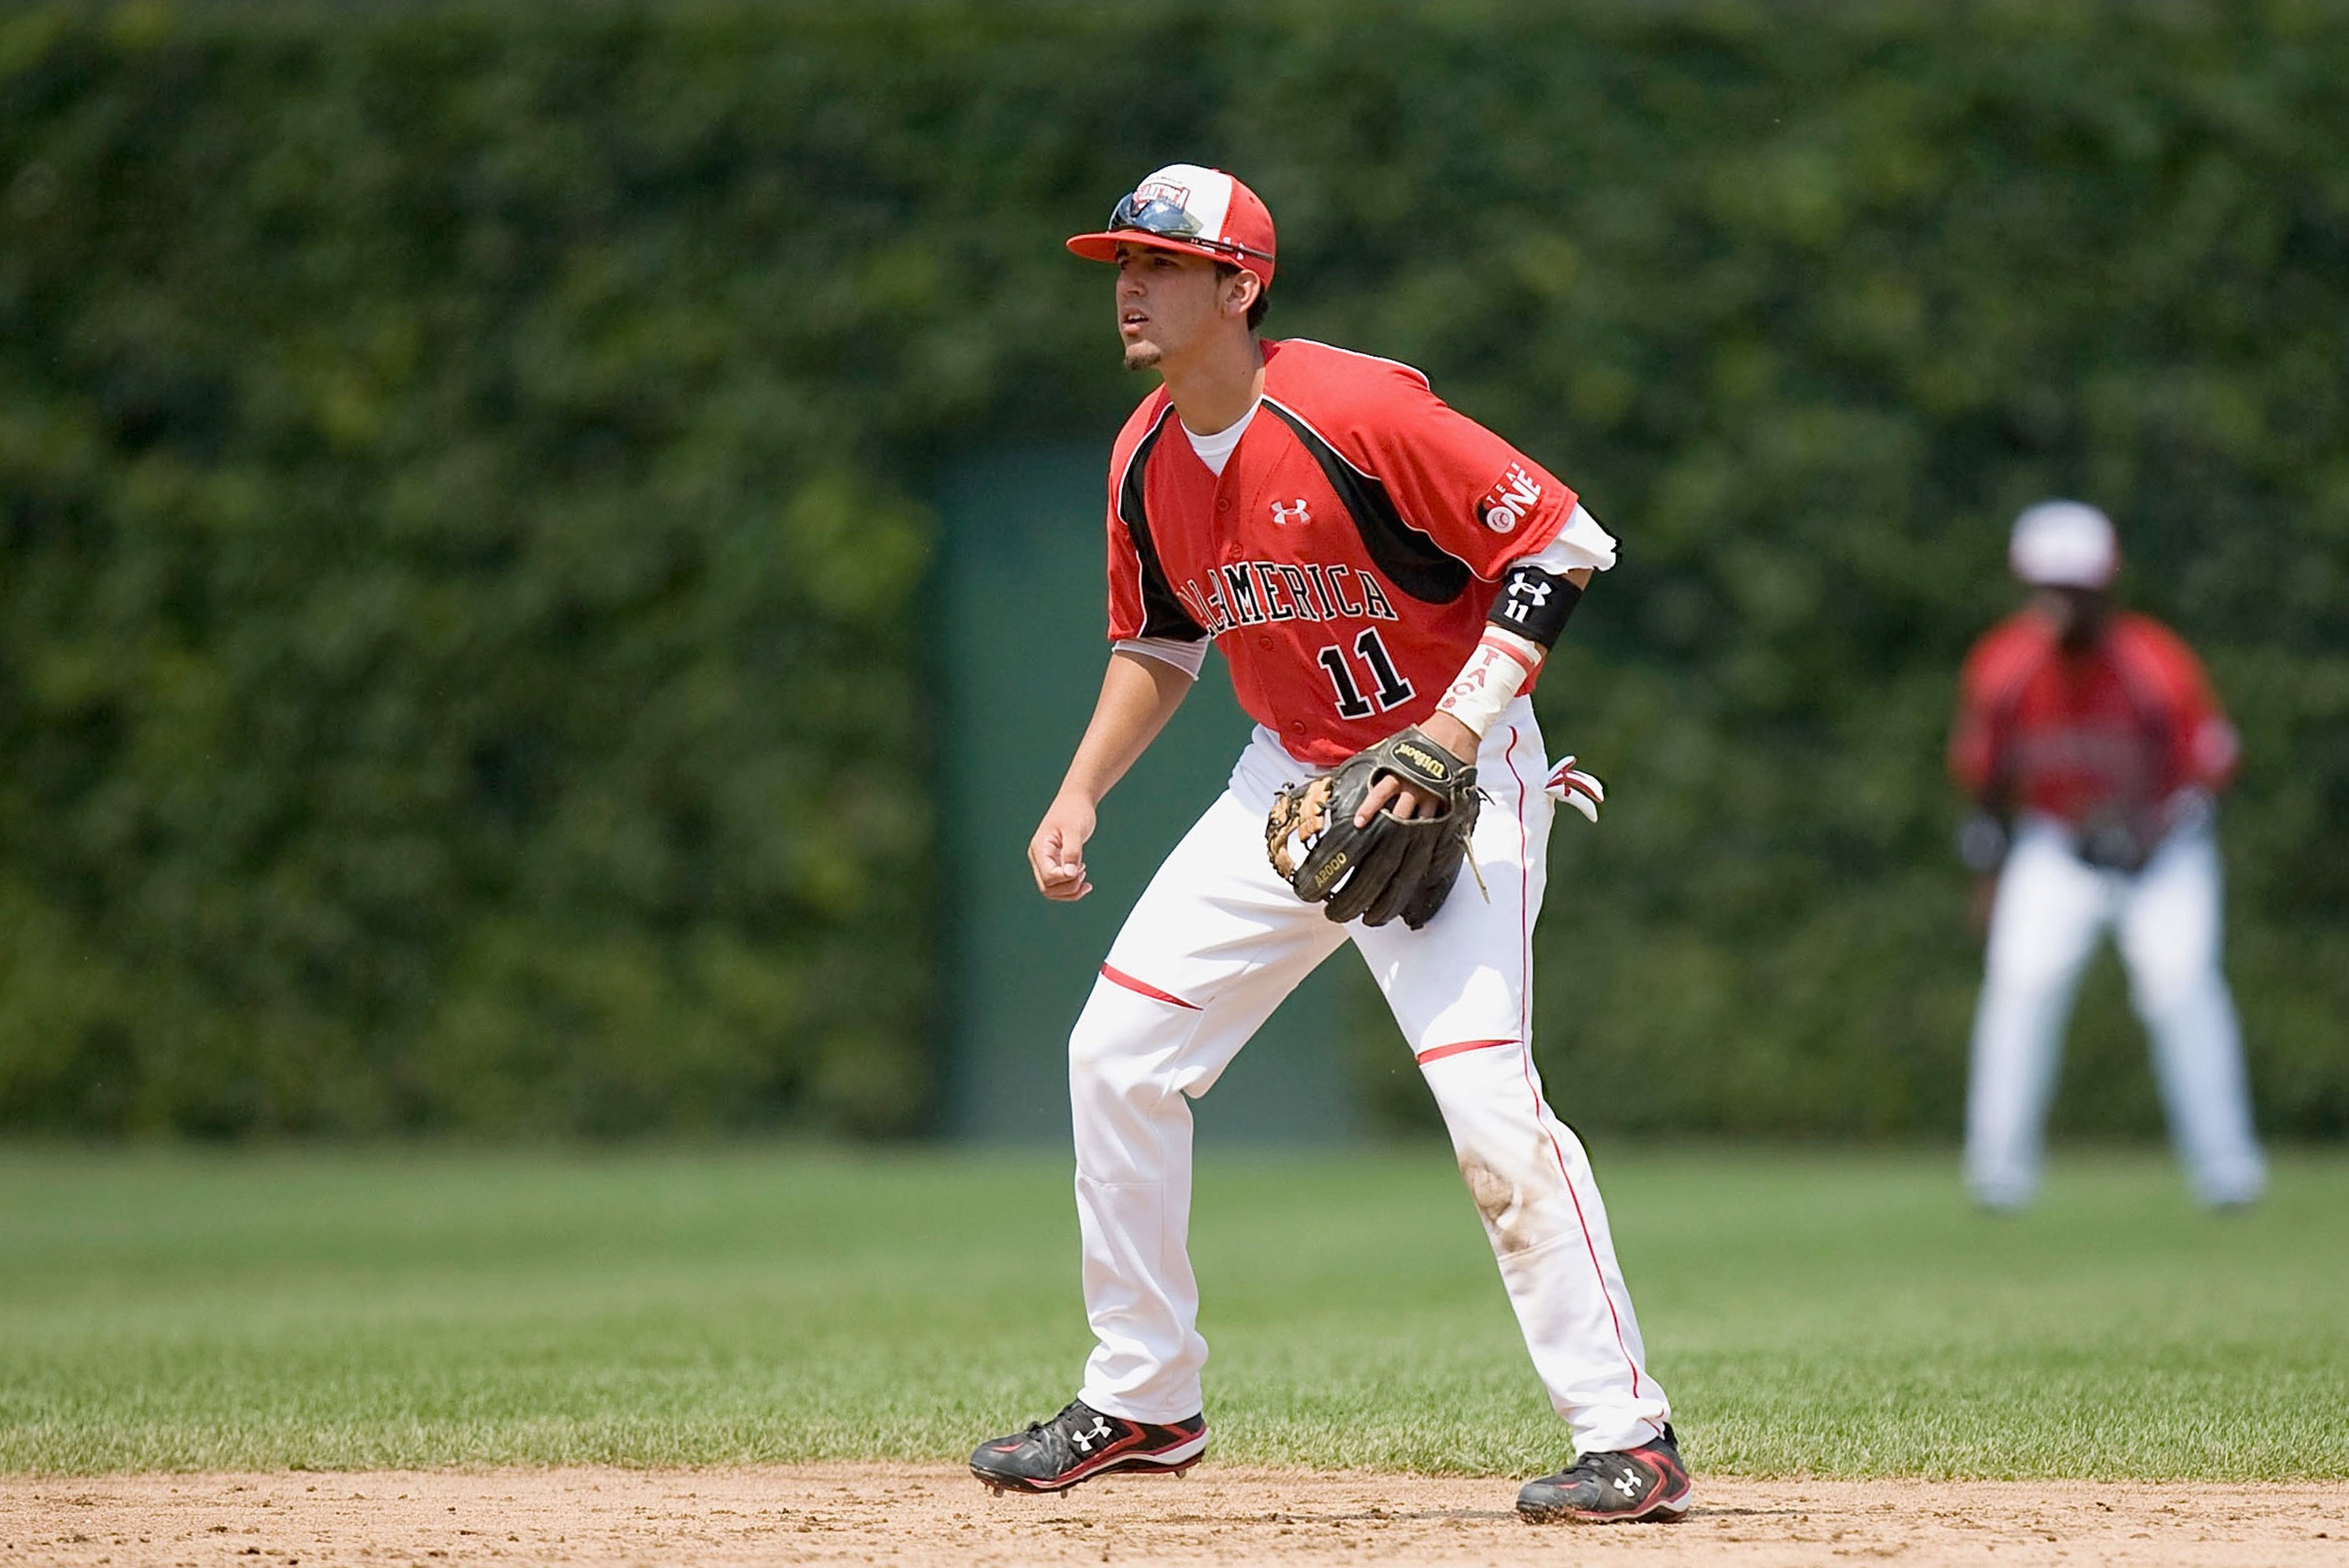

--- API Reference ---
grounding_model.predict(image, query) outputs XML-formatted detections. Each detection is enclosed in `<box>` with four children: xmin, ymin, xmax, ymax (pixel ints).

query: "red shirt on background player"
<box><xmin>1949</xmin><ymin>500</ymin><xmax>2239</xmax><ymax>877</ymax></box>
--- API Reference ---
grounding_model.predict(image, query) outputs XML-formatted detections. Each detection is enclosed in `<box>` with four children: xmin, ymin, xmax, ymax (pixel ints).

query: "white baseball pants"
<box><xmin>1068</xmin><ymin>701</ymin><xmax>1671</xmax><ymax>1455</ymax></box>
<box><xmin>1965</xmin><ymin>813</ymin><xmax>2266</xmax><ymax>1210</ymax></box>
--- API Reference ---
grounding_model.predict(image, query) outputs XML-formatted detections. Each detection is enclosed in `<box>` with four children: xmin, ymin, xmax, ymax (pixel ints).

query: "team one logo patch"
<box><xmin>1479</xmin><ymin>464</ymin><xmax>1543</xmax><ymax>534</ymax></box>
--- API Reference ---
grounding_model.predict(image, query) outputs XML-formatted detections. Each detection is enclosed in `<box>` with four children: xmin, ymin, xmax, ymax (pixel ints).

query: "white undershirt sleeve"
<box><xmin>1533</xmin><ymin>503</ymin><xmax>1618</xmax><ymax>574</ymax></box>
<box><xmin>1114</xmin><ymin>636</ymin><xmax>1209</xmax><ymax>681</ymax></box>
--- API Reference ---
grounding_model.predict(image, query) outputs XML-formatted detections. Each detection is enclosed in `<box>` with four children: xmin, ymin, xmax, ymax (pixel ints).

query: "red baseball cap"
<box><xmin>1066</xmin><ymin>163</ymin><xmax>1276</xmax><ymax>290</ymax></box>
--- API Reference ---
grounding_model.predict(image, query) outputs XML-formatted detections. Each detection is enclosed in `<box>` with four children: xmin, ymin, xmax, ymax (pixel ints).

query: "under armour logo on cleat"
<box><xmin>1071</xmin><ymin>1417</ymin><xmax>1114</xmax><ymax>1452</ymax></box>
<box><xmin>1613</xmin><ymin>1473</ymin><xmax>1643</xmax><ymax>1497</ymax></box>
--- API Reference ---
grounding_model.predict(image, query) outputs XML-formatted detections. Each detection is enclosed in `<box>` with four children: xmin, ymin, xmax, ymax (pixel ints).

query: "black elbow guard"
<box><xmin>1488</xmin><ymin>563</ymin><xmax>1581</xmax><ymax>648</ymax></box>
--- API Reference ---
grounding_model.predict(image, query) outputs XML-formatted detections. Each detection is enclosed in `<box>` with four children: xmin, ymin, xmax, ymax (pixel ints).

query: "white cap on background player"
<box><xmin>1066</xmin><ymin>163</ymin><xmax>1277</xmax><ymax>290</ymax></box>
<box><xmin>2009</xmin><ymin>499</ymin><xmax>2119</xmax><ymax>589</ymax></box>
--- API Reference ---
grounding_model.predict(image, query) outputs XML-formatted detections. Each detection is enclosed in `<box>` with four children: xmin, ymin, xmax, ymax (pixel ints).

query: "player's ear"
<box><xmin>1223</xmin><ymin>270</ymin><xmax>1261</xmax><ymax>322</ymax></box>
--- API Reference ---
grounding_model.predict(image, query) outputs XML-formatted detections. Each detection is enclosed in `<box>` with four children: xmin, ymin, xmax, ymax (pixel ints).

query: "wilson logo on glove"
<box><xmin>1391</xmin><ymin>740</ymin><xmax>1455</xmax><ymax>782</ymax></box>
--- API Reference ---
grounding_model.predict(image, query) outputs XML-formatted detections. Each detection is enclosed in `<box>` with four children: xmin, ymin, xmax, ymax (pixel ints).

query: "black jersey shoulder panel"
<box><xmin>1260</xmin><ymin>398</ymin><xmax>1470</xmax><ymax>604</ymax></box>
<box><xmin>1116</xmin><ymin>406</ymin><xmax>1209</xmax><ymax>641</ymax></box>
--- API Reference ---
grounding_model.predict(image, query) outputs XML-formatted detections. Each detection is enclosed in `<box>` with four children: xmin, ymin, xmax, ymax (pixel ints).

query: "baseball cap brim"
<box><xmin>1066</xmin><ymin>230</ymin><xmax>1230</xmax><ymax>266</ymax></box>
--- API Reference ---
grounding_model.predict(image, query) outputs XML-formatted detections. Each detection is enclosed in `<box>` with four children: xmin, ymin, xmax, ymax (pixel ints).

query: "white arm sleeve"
<box><xmin>1113</xmin><ymin>635</ymin><xmax>1209</xmax><ymax>681</ymax></box>
<box><xmin>1527</xmin><ymin>502</ymin><xmax>1617</xmax><ymax>574</ymax></box>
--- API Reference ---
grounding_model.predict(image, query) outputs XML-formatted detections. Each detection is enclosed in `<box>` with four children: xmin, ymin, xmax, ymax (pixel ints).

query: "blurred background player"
<box><xmin>1948</xmin><ymin>500</ymin><xmax>2266</xmax><ymax>1211</ymax></box>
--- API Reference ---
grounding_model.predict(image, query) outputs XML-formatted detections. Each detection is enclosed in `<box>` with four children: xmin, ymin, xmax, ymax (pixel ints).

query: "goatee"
<box><xmin>1123</xmin><ymin>343</ymin><xmax>1162</xmax><ymax>371</ymax></box>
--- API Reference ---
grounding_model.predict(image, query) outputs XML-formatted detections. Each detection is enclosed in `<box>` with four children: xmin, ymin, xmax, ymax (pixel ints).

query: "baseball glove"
<box><xmin>1265</xmin><ymin>726</ymin><xmax>1481</xmax><ymax>929</ymax></box>
<box><xmin>2074</xmin><ymin>809</ymin><xmax>2153</xmax><ymax>875</ymax></box>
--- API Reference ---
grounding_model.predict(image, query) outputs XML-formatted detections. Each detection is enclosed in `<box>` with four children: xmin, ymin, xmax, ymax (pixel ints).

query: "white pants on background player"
<box><xmin>1066</xmin><ymin>696</ymin><xmax>1671</xmax><ymax>1455</ymax></box>
<box><xmin>1965</xmin><ymin>813</ymin><xmax>2266</xmax><ymax>1209</ymax></box>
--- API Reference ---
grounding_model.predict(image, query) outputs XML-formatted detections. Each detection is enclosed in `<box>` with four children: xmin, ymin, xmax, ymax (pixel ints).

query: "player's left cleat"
<box><xmin>970</xmin><ymin>1398</ymin><xmax>1208</xmax><ymax>1495</ymax></box>
<box><xmin>1516</xmin><ymin>1423</ymin><xmax>1692</xmax><ymax>1523</ymax></box>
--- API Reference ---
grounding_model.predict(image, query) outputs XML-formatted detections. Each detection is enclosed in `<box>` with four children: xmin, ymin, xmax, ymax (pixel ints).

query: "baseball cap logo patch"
<box><xmin>1132</xmin><ymin>177</ymin><xmax>1192</xmax><ymax>211</ymax></box>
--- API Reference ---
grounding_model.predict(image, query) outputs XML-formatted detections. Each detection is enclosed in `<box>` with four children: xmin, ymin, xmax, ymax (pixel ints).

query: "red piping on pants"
<box><xmin>1505</xmin><ymin>723</ymin><xmax>1644</xmax><ymax>1398</ymax></box>
<box><xmin>1099</xmin><ymin>963</ymin><xmax>1202</xmax><ymax>1011</ymax></box>
<box><xmin>1415</xmin><ymin>1037</ymin><xmax>1516</xmax><ymax>1066</ymax></box>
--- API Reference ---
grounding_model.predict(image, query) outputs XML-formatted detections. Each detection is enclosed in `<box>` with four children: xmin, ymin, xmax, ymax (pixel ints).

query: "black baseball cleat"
<box><xmin>970</xmin><ymin>1398</ymin><xmax>1207</xmax><ymax>1494</ymax></box>
<box><xmin>1516</xmin><ymin>1422</ymin><xmax>1692</xmax><ymax>1523</ymax></box>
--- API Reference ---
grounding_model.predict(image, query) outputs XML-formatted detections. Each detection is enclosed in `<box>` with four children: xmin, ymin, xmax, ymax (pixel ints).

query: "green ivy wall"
<box><xmin>2</xmin><ymin>2</ymin><xmax>2343</xmax><ymax>1137</ymax></box>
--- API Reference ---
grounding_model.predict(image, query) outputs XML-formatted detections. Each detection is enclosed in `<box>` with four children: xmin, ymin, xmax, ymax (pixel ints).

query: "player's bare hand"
<box><xmin>1030</xmin><ymin>794</ymin><xmax>1099</xmax><ymax>901</ymax></box>
<box><xmin>1353</xmin><ymin>716</ymin><xmax>1477</xmax><ymax>828</ymax></box>
<box><xmin>1359</xmin><ymin>773</ymin><xmax>1426</xmax><ymax>824</ymax></box>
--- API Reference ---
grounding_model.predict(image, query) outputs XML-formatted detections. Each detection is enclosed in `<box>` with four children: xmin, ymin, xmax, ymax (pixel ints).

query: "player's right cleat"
<box><xmin>969</xmin><ymin>1398</ymin><xmax>1207</xmax><ymax>1495</ymax></box>
<box><xmin>1516</xmin><ymin>1423</ymin><xmax>1692</xmax><ymax>1523</ymax></box>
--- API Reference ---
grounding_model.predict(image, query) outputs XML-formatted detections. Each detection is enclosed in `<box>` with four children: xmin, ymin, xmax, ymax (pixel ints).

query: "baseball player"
<box><xmin>968</xmin><ymin>165</ymin><xmax>1688</xmax><ymax>1525</ymax></box>
<box><xmin>1949</xmin><ymin>500</ymin><xmax>2266</xmax><ymax>1211</ymax></box>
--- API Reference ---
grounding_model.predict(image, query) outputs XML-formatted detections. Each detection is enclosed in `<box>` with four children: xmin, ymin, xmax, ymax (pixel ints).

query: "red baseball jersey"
<box><xmin>1948</xmin><ymin>608</ymin><xmax>2239</xmax><ymax>824</ymax></box>
<box><xmin>1103</xmin><ymin>339</ymin><xmax>1576</xmax><ymax>764</ymax></box>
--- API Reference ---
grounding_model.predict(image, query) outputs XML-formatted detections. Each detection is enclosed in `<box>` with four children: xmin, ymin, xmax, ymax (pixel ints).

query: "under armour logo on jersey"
<box><xmin>1479</xmin><ymin>464</ymin><xmax>1543</xmax><ymax>533</ymax></box>
<box><xmin>1070</xmin><ymin>1416</ymin><xmax>1114</xmax><ymax>1452</ymax></box>
<box><xmin>1270</xmin><ymin>498</ymin><xmax>1312</xmax><ymax>527</ymax></box>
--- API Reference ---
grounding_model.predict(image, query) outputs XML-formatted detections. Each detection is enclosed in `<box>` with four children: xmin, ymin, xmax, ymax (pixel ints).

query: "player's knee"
<box><xmin>1066</xmin><ymin>989</ymin><xmax>1167</xmax><ymax>1103</ymax></box>
<box><xmin>1419</xmin><ymin>1049</ymin><xmax>1543</xmax><ymax>1143</ymax></box>
<box><xmin>2124</xmin><ymin>968</ymin><xmax>2212</xmax><ymax>1026</ymax></box>
<box><xmin>2119</xmin><ymin>924</ymin><xmax>2213</xmax><ymax>989</ymax></box>
<box><xmin>1066</xmin><ymin>1015</ymin><xmax>1126</xmax><ymax>1097</ymax></box>
<box><xmin>1982</xmin><ymin>945</ymin><xmax>2081</xmax><ymax>1000</ymax></box>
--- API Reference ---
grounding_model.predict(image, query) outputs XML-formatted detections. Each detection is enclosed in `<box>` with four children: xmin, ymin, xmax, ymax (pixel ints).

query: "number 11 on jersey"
<box><xmin>1317</xmin><ymin>627</ymin><xmax>1415</xmax><ymax>718</ymax></box>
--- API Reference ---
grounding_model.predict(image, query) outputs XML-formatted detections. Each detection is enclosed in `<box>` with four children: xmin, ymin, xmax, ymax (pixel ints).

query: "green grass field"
<box><xmin>1</xmin><ymin>1144</ymin><xmax>2343</xmax><ymax>1479</ymax></box>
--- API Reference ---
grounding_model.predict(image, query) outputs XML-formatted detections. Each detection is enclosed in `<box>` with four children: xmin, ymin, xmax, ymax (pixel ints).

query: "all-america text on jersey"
<box><xmin>1171</xmin><ymin>558</ymin><xmax>1400</xmax><ymax>637</ymax></box>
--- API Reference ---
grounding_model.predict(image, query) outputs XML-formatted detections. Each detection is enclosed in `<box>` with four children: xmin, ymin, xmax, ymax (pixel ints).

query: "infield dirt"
<box><xmin>2</xmin><ymin>1465</ymin><xmax>2343</xmax><ymax>1566</ymax></box>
